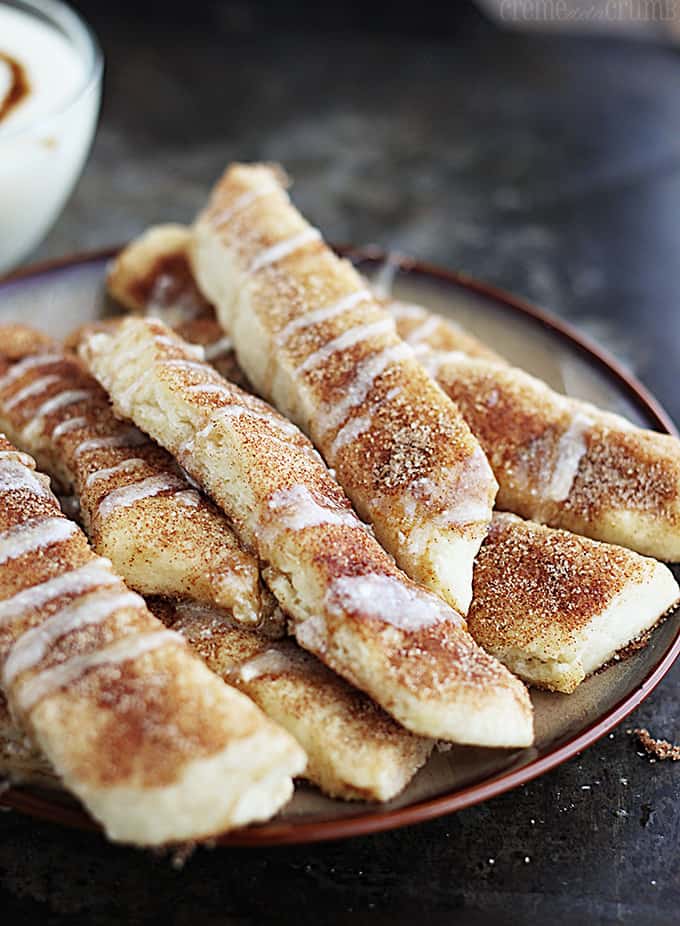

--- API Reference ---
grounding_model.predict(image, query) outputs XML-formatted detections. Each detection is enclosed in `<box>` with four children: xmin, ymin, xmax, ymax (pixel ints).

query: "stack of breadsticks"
<box><xmin>0</xmin><ymin>163</ymin><xmax>677</xmax><ymax>849</ymax></box>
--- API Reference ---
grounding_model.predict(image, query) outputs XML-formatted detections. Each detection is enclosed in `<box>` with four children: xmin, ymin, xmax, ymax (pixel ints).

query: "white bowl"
<box><xmin>0</xmin><ymin>0</ymin><xmax>102</xmax><ymax>275</ymax></box>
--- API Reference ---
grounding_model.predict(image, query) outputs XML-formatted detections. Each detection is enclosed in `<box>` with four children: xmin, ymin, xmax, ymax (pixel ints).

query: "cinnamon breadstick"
<box><xmin>0</xmin><ymin>436</ymin><xmax>305</xmax><ymax>844</ymax></box>
<box><xmin>190</xmin><ymin>164</ymin><xmax>497</xmax><ymax>615</ymax></box>
<box><xmin>471</xmin><ymin>513</ymin><xmax>679</xmax><ymax>692</ymax></box>
<box><xmin>0</xmin><ymin>326</ymin><xmax>275</xmax><ymax>628</ymax></box>
<box><xmin>106</xmin><ymin>224</ymin><xmax>249</xmax><ymax>387</ymax></box>
<box><xmin>391</xmin><ymin>301</ymin><xmax>680</xmax><ymax>562</ymax></box>
<box><xmin>80</xmin><ymin>318</ymin><xmax>533</xmax><ymax>747</ymax></box>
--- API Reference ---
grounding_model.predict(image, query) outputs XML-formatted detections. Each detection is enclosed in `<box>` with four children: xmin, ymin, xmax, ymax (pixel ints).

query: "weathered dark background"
<box><xmin>2</xmin><ymin>2</ymin><xmax>680</xmax><ymax>923</ymax></box>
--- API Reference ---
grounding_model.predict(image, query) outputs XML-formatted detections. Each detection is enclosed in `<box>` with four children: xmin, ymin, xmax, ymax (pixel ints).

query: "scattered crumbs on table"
<box><xmin>629</xmin><ymin>727</ymin><xmax>680</xmax><ymax>761</ymax></box>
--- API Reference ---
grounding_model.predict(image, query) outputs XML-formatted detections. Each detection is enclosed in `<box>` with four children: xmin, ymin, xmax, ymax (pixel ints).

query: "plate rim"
<box><xmin>0</xmin><ymin>245</ymin><xmax>678</xmax><ymax>848</ymax></box>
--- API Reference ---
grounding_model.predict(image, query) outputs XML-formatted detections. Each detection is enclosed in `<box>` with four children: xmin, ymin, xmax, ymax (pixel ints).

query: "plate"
<box><xmin>0</xmin><ymin>246</ymin><xmax>678</xmax><ymax>846</ymax></box>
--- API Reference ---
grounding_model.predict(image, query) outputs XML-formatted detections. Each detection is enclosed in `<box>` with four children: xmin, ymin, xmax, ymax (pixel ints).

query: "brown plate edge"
<box><xmin>0</xmin><ymin>244</ymin><xmax>678</xmax><ymax>848</ymax></box>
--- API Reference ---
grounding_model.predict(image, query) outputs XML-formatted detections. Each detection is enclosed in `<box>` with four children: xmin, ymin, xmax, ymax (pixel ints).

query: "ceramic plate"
<box><xmin>0</xmin><ymin>247</ymin><xmax>678</xmax><ymax>846</ymax></box>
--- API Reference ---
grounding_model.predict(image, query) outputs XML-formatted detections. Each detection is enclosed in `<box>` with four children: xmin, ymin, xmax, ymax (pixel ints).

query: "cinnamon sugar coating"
<box><xmin>104</xmin><ymin>227</ymin><xmax>678</xmax><ymax>694</ymax></box>
<box><xmin>390</xmin><ymin>304</ymin><xmax>680</xmax><ymax>561</ymax></box>
<box><xmin>150</xmin><ymin>598</ymin><xmax>432</xmax><ymax>801</ymax></box>
<box><xmin>469</xmin><ymin>513</ymin><xmax>678</xmax><ymax>692</ymax></box>
<box><xmin>0</xmin><ymin>435</ymin><xmax>305</xmax><ymax>844</ymax></box>
<box><xmin>0</xmin><ymin>325</ymin><xmax>273</xmax><ymax>627</ymax></box>
<box><xmin>190</xmin><ymin>163</ymin><xmax>498</xmax><ymax>614</ymax></box>
<box><xmin>80</xmin><ymin>317</ymin><xmax>533</xmax><ymax>747</ymax></box>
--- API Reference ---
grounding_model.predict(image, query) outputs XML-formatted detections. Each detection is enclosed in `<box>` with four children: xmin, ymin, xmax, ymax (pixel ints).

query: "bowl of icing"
<box><xmin>0</xmin><ymin>0</ymin><xmax>102</xmax><ymax>275</ymax></box>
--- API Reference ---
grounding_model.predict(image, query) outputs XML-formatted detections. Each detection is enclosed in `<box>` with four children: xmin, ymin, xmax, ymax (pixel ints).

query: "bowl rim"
<box><xmin>0</xmin><ymin>244</ymin><xmax>678</xmax><ymax>847</ymax></box>
<box><xmin>0</xmin><ymin>0</ymin><xmax>103</xmax><ymax>141</ymax></box>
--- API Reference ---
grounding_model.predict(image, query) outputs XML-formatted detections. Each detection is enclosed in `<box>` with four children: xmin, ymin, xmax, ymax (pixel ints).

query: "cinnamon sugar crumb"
<box><xmin>631</xmin><ymin>727</ymin><xmax>680</xmax><ymax>761</ymax></box>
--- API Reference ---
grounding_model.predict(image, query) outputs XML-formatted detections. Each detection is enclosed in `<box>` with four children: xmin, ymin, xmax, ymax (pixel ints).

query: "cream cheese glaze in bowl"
<box><xmin>0</xmin><ymin>0</ymin><xmax>102</xmax><ymax>274</ymax></box>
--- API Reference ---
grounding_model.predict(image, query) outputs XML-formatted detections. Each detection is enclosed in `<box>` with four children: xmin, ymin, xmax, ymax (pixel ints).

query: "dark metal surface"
<box><xmin>2</xmin><ymin>4</ymin><xmax>679</xmax><ymax>923</ymax></box>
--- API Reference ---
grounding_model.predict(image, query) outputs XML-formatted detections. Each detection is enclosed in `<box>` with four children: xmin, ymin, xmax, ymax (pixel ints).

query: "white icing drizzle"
<box><xmin>372</xmin><ymin>254</ymin><xmax>402</xmax><ymax>300</ymax></box>
<box><xmin>212</xmin><ymin>184</ymin><xmax>280</xmax><ymax>228</ymax></box>
<box><xmin>235</xmin><ymin>648</ymin><xmax>294</xmax><ymax>683</ymax></box>
<box><xmin>22</xmin><ymin>390</ymin><xmax>92</xmax><ymax>442</ymax></box>
<box><xmin>98</xmin><ymin>474</ymin><xmax>185</xmax><ymax>520</ymax></box>
<box><xmin>0</xmin><ymin>354</ymin><xmax>62</xmax><ymax>391</ymax></box>
<box><xmin>295</xmin><ymin>318</ymin><xmax>395</xmax><ymax>375</ymax></box>
<box><xmin>544</xmin><ymin>412</ymin><xmax>594</xmax><ymax>502</ymax></box>
<box><xmin>203</xmin><ymin>336</ymin><xmax>233</xmax><ymax>360</ymax></box>
<box><xmin>249</xmin><ymin>228</ymin><xmax>321</xmax><ymax>274</ymax></box>
<box><xmin>146</xmin><ymin>300</ymin><xmax>199</xmax><ymax>328</ymax></box>
<box><xmin>85</xmin><ymin>458</ymin><xmax>147</xmax><ymax>489</ymax></box>
<box><xmin>31</xmin><ymin>389</ymin><xmax>91</xmax><ymax>419</ymax></box>
<box><xmin>14</xmin><ymin>629</ymin><xmax>183</xmax><ymax>714</ymax></box>
<box><xmin>73</xmin><ymin>430</ymin><xmax>148</xmax><ymax>458</ymax></box>
<box><xmin>275</xmin><ymin>289</ymin><xmax>371</xmax><ymax>346</ymax></box>
<box><xmin>0</xmin><ymin>448</ymin><xmax>34</xmax><ymax>468</ymax></box>
<box><xmin>419</xmin><ymin>350</ymin><xmax>469</xmax><ymax>378</ymax></box>
<box><xmin>329</xmin><ymin>414</ymin><xmax>372</xmax><ymax>458</ymax></box>
<box><xmin>0</xmin><ymin>459</ymin><xmax>48</xmax><ymax>497</ymax></box>
<box><xmin>160</xmin><ymin>358</ymin><xmax>210</xmax><ymax>375</ymax></box>
<box><xmin>184</xmin><ymin>404</ymin><xmax>299</xmax><ymax>459</ymax></box>
<box><xmin>4</xmin><ymin>374</ymin><xmax>61</xmax><ymax>410</ymax></box>
<box><xmin>386</xmin><ymin>302</ymin><xmax>428</xmax><ymax>321</ymax></box>
<box><xmin>265</xmin><ymin>485</ymin><xmax>360</xmax><ymax>537</ymax></box>
<box><xmin>332</xmin><ymin>379</ymin><xmax>406</xmax><ymax>457</ymax></box>
<box><xmin>178</xmin><ymin>466</ymin><xmax>201</xmax><ymax>490</ymax></box>
<box><xmin>326</xmin><ymin>573</ymin><xmax>461</xmax><ymax>631</ymax></box>
<box><xmin>0</xmin><ymin>560</ymin><xmax>116</xmax><ymax>628</ymax></box>
<box><xmin>405</xmin><ymin>315</ymin><xmax>442</xmax><ymax>346</ymax></box>
<box><xmin>0</xmin><ymin>517</ymin><xmax>77</xmax><ymax>567</ymax></box>
<box><xmin>51</xmin><ymin>416</ymin><xmax>87</xmax><ymax>440</ymax></box>
<box><xmin>185</xmin><ymin>382</ymin><xmax>231</xmax><ymax>396</ymax></box>
<box><xmin>402</xmin><ymin>446</ymin><xmax>494</xmax><ymax>550</ymax></box>
<box><xmin>174</xmin><ymin>489</ymin><xmax>201</xmax><ymax>507</ymax></box>
<box><xmin>3</xmin><ymin>590</ymin><xmax>143</xmax><ymax>687</ymax></box>
<box><xmin>320</xmin><ymin>342</ymin><xmax>412</xmax><ymax>437</ymax></box>
<box><xmin>410</xmin><ymin>343</ymin><xmax>433</xmax><ymax>357</ymax></box>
